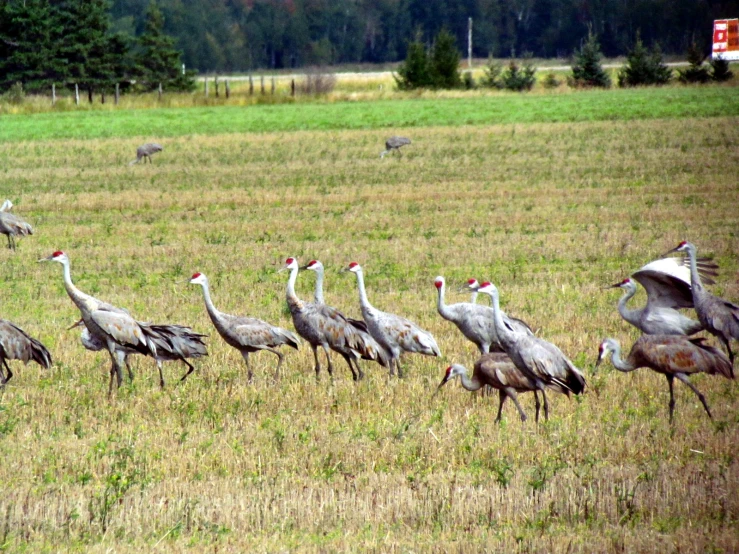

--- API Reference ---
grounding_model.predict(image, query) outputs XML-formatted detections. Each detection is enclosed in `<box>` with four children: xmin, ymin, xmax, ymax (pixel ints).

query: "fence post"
<box><xmin>101</xmin><ymin>91</ymin><xmax>105</xmax><ymax>104</ymax></box>
<box><xmin>52</xmin><ymin>83</ymin><xmax>56</xmax><ymax>106</ymax></box>
<box><xmin>88</xmin><ymin>88</ymin><xmax>93</xmax><ymax>103</ymax></box>
<box><xmin>271</xmin><ymin>76</ymin><xmax>275</xmax><ymax>95</ymax></box>
<box><xmin>75</xmin><ymin>84</ymin><xmax>79</xmax><ymax>105</ymax></box>
<box><xmin>115</xmin><ymin>83</ymin><xmax>119</xmax><ymax>105</ymax></box>
<box><xmin>225</xmin><ymin>79</ymin><xmax>230</xmax><ymax>99</ymax></box>
<box><xmin>260</xmin><ymin>75</ymin><xmax>265</xmax><ymax>95</ymax></box>
<box><xmin>249</xmin><ymin>75</ymin><xmax>253</xmax><ymax>95</ymax></box>
<box><xmin>291</xmin><ymin>79</ymin><xmax>295</xmax><ymax>97</ymax></box>
<box><xmin>158</xmin><ymin>82</ymin><xmax>162</xmax><ymax>100</ymax></box>
<box><xmin>205</xmin><ymin>78</ymin><xmax>209</xmax><ymax>98</ymax></box>
<box><xmin>215</xmin><ymin>75</ymin><xmax>219</xmax><ymax>97</ymax></box>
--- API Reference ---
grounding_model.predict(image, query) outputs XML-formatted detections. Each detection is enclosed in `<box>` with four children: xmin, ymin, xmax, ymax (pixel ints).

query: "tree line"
<box><xmin>108</xmin><ymin>0</ymin><xmax>728</xmax><ymax>72</ymax></box>
<box><xmin>0</xmin><ymin>0</ymin><xmax>194</xmax><ymax>97</ymax></box>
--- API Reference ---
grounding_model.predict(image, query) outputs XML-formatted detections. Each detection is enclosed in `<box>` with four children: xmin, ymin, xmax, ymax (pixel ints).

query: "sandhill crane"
<box><xmin>345</xmin><ymin>262</ymin><xmax>440</xmax><ymax>377</ymax></box>
<box><xmin>0</xmin><ymin>209</ymin><xmax>33</xmax><ymax>250</ymax></box>
<box><xmin>71</xmin><ymin>319</ymin><xmax>207</xmax><ymax>388</ymax></box>
<box><xmin>39</xmin><ymin>251</ymin><xmax>164</xmax><ymax>395</ymax></box>
<box><xmin>190</xmin><ymin>272</ymin><xmax>298</xmax><ymax>381</ymax></box>
<box><xmin>459</xmin><ymin>278</ymin><xmax>483</xmax><ymax>304</ymax></box>
<box><xmin>438</xmin><ymin>354</ymin><xmax>544</xmax><ymax>423</ymax></box>
<box><xmin>669</xmin><ymin>241</ymin><xmax>739</xmax><ymax>364</ymax></box>
<box><xmin>434</xmin><ymin>276</ymin><xmax>529</xmax><ymax>355</ymax></box>
<box><xmin>477</xmin><ymin>282</ymin><xmax>586</xmax><ymax>418</ymax></box>
<box><xmin>596</xmin><ymin>335</ymin><xmax>733</xmax><ymax>422</ymax></box>
<box><xmin>129</xmin><ymin>143</ymin><xmax>163</xmax><ymax>165</ymax></box>
<box><xmin>380</xmin><ymin>136</ymin><xmax>411</xmax><ymax>159</ymax></box>
<box><xmin>610</xmin><ymin>256</ymin><xmax>718</xmax><ymax>336</ymax></box>
<box><xmin>0</xmin><ymin>319</ymin><xmax>52</xmax><ymax>385</ymax></box>
<box><xmin>280</xmin><ymin>257</ymin><xmax>383</xmax><ymax>381</ymax></box>
<box><xmin>301</xmin><ymin>260</ymin><xmax>390</xmax><ymax>379</ymax></box>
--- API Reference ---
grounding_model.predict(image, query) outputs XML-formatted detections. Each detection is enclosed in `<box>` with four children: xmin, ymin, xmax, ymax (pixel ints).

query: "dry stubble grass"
<box><xmin>0</xmin><ymin>116</ymin><xmax>738</xmax><ymax>552</ymax></box>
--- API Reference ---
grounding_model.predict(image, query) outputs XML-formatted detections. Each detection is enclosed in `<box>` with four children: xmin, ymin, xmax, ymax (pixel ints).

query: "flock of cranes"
<box><xmin>0</xmin><ymin>194</ymin><xmax>736</xmax><ymax>424</ymax></box>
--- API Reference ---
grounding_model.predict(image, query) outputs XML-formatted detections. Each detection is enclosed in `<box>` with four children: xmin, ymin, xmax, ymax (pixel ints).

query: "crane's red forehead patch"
<box><xmin>445</xmin><ymin>366</ymin><xmax>452</xmax><ymax>376</ymax></box>
<box><xmin>481</xmin><ymin>281</ymin><xmax>492</xmax><ymax>287</ymax></box>
<box><xmin>308</xmin><ymin>260</ymin><xmax>318</xmax><ymax>266</ymax></box>
<box><xmin>349</xmin><ymin>262</ymin><xmax>359</xmax><ymax>268</ymax></box>
<box><xmin>467</xmin><ymin>278</ymin><xmax>477</xmax><ymax>285</ymax></box>
<box><xmin>622</xmin><ymin>278</ymin><xmax>631</xmax><ymax>284</ymax></box>
<box><xmin>434</xmin><ymin>278</ymin><xmax>443</xmax><ymax>288</ymax></box>
<box><xmin>678</xmin><ymin>240</ymin><xmax>687</xmax><ymax>247</ymax></box>
<box><xmin>285</xmin><ymin>257</ymin><xmax>294</xmax><ymax>264</ymax></box>
<box><xmin>53</xmin><ymin>251</ymin><xmax>64</xmax><ymax>257</ymax></box>
<box><xmin>191</xmin><ymin>272</ymin><xmax>201</xmax><ymax>279</ymax></box>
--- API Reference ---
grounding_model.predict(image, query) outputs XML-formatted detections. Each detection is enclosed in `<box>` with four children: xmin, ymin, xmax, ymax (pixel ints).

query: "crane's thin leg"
<box><xmin>125</xmin><ymin>356</ymin><xmax>134</xmax><ymax>382</ymax></box>
<box><xmin>675</xmin><ymin>373</ymin><xmax>713</xmax><ymax>420</ymax></box>
<box><xmin>388</xmin><ymin>357</ymin><xmax>395</xmax><ymax>377</ymax></box>
<box><xmin>241</xmin><ymin>351</ymin><xmax>253</xmax><ymax>383</ymax></box>
<box><xmin>0</xmin><ymin>358</ymin><xmax>6</xmax><ymax>384</ymax></box>
<box><xmin>666</xmin><ymin>374</ymin><xmax>676</xmax><ymax>424</ymax></box>
<box><xmin>311</xmin><ymin>345</ymin><xmax>321</xmax><ymax>381</ymax></box>
<box><xmin>533</xmin><ymin>391</ymin><xmax>541</xmax><ymax>424</ymax></box>
<box><xmin>396</xmin><ymin>359</ymin><xmax>404</xmax><ymax>379</ymax></box>
<box><xmin>540</xmin><ymin>387</ymin><xmax>550</xmax><ymax>421</ymax></box>
<box><xmin>339</xmin><ymin>353</ymin><xmax>358</xmax><ymax>381</ymax></box>
<box><xmin>178</xmin><ymin>359</ymin><xmax>196</xmax><ymax>383</ymax></box>
<box><xmin>1</xmin><ymin>359</ymin><xmax>12</xmax><ymax>385</ymax></box>
<box><xmin>320</xmin><ymin>345</ymin><xmax>334</xmax><ymax>378</ymax></box>
<box><xmin>156</xmin><ymin>361</ymin><xmax>165</xmax><ymax>389</ymax></box>
<box><xmin>106</xmin><ymin>348</ymin><xmax>119</xmax><ymax>398</ymax></box>
<box><xmin>353</xmin><ymin>359</ymin><xmax>365</xmax><ymax>381</ymax></box>
<box><xmin>505</xmin><ymin>388</ymin><xmax>527</xmax><ymax>422</ymax></box>
<box><xmin>719</xmin><ymin>336</ymin><xmax>734</xmax><ymax>366</ymax></box>
<box><xmin>263</xmin><ymin>347</ymin><xmax>284</xmax><ymax>380</ymax></box>
<box><xmin>495</xmin><ymin>390</ymin><xmax>506</xmax><ymax>423</ymax></box>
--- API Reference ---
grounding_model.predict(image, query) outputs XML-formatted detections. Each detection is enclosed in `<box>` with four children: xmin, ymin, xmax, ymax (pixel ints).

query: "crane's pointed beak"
<box><xmin>606</xmin><ymin>282</ymin><xmax>622</xmax><ymax>289</ymax></box>
<box><xmin>67</xmin><ymin>319</ymin><xmax>84</xmax><ymax>331</ymax></box>
<box><xmin>594</xmin><ymin>356</ymin><xmax>603</xmax><ymax>370</ymax></box>
<box><xmin>277</xmin><ymin>267</ymin><xmax>288</xmax><ymax>274</ymax></box>
<box><xmin>664</xmin><ymin>245</ymin><xmax>682</xmax><ymax>256</ymax></box>
<box><xmin>436</xmin><ymin>374</ymin><xmax>450</xmax><ymax>391</ymax></box>
<box><xmin>38</xmin><ymin>255</ymin><xmax>53</xmax><ymax>263</ymax></box>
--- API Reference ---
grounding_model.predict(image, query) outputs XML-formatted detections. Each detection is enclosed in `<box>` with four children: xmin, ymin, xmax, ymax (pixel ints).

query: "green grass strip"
<box><xmin>1</xmin><ymin>86</ymin><xmax>737</xmax><ymax>141</ymax></box>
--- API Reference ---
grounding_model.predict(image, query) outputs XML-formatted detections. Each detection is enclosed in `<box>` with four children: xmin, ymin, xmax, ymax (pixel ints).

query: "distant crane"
<box><xmin>477</xmin><ymin>282</ymin><xmax>586</xmax><ymax>418</ymax></box>
<box><xmin>40</xmin><ymin>251</ymin><xmax>165</xmax><ymax>395</ymax></box>
<box><xmin>669</xmin><ymin>241</ymin><xmax>739</xmax><ymax>365</ymax></box>
<box><xmin>0</xmin><ymin>319</ymin><xmax>52</xmax><ymax>385</ymax></box>
<box><xmin>380</xmin><ymin>136</ymin><xmax>411</xmax><ymax>159</ymax></box>
<box><xmin>129</xmin><ymin>143</ymin><xmax>163</xmax><ymax>165</ymax></box>
<box><xmin>302</xmin><ymin>259</ymin><xmax>390</xmax><ymax>379</ymax></box>
<box><xmin>71</xmin><ymin>319</ymin><xmax>207</xmax><ymax>388</ymax></box>
<box><xmin>596</xmin><ymin>335</ymin><xmax>733</xmax><ymax>423</ymax></box>
<box><xmin>345</xmin><ymin>262</ymin><xmax>440</xmax><ymax>377</ymax></box>
<box><xmin>190</xmin><ymin>272</ymin><xmax>298</xmax><ymax>381</ymax></box>
<box><xmin>610</xmin><ymin>256</ymin><xmax>717</xmax><ymax>336</ymax></box>
<box><xmin>434</xmin><ymin>276</ymin><xmax>532</xmax><ymax>355</ymax></box>
<box><xmin>438</xmin><ymin>353</ymin><xmax>543</xmax><ymax>423</ymax></box>
<box><xmin>0</xmin><ymin>207</ymin><xmax>33</xmax><ymax>250</ymax></box>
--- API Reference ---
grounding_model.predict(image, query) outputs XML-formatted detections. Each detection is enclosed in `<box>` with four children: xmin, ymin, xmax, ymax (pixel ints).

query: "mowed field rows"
<box><xmin>0</xmin><ymin>106</ymin><xmax>738</xmax><ymax>551</ymax></box>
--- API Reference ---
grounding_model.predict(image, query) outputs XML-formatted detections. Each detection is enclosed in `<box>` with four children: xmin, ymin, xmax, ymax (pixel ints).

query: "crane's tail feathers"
<box><xmin>128</xmin><ymin>159</ymin><xmax>140</xmax><ymax>166</ymax></box>
<box><xmin>27</xmin><ymin>336</ymin><xmax>52</xmax><ymax>369</ymax></box>
<box><xmin>690</xmin><ymin>338</ymin><xmax>735</xmax><ymax>379</ymax></box>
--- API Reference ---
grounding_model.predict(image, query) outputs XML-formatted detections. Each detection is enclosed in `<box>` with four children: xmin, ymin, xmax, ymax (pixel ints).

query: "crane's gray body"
<box><xmin>0</xmin><ymin>319</ymin><xmax>52</xmax><ymax>385</ymax></box>
<box><xmin>130</xmin><ymin>143</ymin><xmax>163</xmax><ymax>165</ymax></box>
<box><xmin>0</xmin><ymin>210</ymin><xmax>33</xmax><ymax>250</ymax></box>
<box><xmin>380</xmin><ymin>136</ymin><xmax>411</xmax><ymax>158</ymax></box>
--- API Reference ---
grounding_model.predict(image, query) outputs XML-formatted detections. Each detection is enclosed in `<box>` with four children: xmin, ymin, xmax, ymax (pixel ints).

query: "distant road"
<box><xmin>199</xmin><ymin>61</ymin><xmax>690</xmax><ymax>82</ymax></box>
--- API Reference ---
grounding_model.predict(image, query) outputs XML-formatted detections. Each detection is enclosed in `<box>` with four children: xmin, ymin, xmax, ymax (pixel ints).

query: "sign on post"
<box><xmin>712</xmin><ymin>19</ymin><xmax>739</xmax><ymax>60</ymax></box>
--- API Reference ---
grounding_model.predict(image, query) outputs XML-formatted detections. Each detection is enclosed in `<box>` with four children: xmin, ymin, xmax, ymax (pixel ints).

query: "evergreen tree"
<box><xmin>136</xmin><ymin>1</ymin><xmax>195</xmax><ymax>92</ymax></box>
<box><xmin>570</xmin><ymin>28</ymin><xmax>611</xmax><ymax>88</ymax></box>
<box><xmin>394</xmin><ymin>33</ymin><xmax>433</xmax><ymax>90</ymax></box>
<box><xmin>710</xmin><ymin>56</ymin><xmax>734</xmax><ymax>82</ymax></box>
<box><xmin>429</xmin><ymin>29</ymin><xmax>461</xmax><ymax>89</ymax></box>
<box><xmin>0</xmin><ymin>0</ymin><xmax>64</xmax><ymax>93</ymax></box>
<box><xmin>678</xmin><ymin>39</ymin><xmax>711</xmax><ymax>84</ymax></box>
<box><xmin>500</xmin><ymin>56</ymin><xmax>537</xmax><ymax>91</ymax></box>
<box><xmin>617</xmin><ymin>34</ymin><xmax>671</xmax><ymax>87</ymax></box>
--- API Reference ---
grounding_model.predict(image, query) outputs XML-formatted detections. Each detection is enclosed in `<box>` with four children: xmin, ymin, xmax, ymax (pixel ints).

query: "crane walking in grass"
<box><xmin>39</xmin><ymin>251</ymin><xmax>166</xmax><ymax>396</ymax></box>
<box><xmin>477</xmin><ymin>282</ymin><xmax>586</xmax><ymax>418</ymax></box>
<box><xmin>190</xmin><ymin>272</ymin><xmax>299</xmax><ymax>382</ymax></box>
<box><xmin>438</xmin><ymin>354</ymin><xmax>544</xmax><ymax>423</ymax></box>
<box><xmin>345</xmin><ymin>262</ymin><xmax>440</xmax><ymax>377</ymax></box>
<box><xmin>669</xmin><ymin>241</ymin><xmax>739</xmax><ymax>365</ymax></box>
<box><xmin>596</xmin><ymin>335</ymin><xmax>733</xmax><ymax>423</ymax></box>
<box><xmin>129</xmin><ymin>143</ymin><xmax>163</xmax><ymax>165</ymax></box>
<box><xmin>0</xmin><ymin>319</ymin><xmax>52</xmax><ymax>386</ymax></box>
<box><xmin>380</xmin><ymin>136</ymin><xmax>411</xmax><ymax>158</ymax></box>
<box><xmin>0</xmin><ymin>205</ymin><xmax>33</xmax><ymax>251</ymax></box>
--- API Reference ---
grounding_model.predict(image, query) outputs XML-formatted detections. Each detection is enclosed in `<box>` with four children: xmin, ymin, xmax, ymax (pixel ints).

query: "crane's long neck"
<box><xmin>354</xmin><ymin>270</ymin><xmax>374</xmax><ymax>314</ymax></box>
<box><xmin>457</xmin><ymin>367</ymin><xmax>482</xmax><ymax>392</ymax></box>
<box><xmin>286</xmin><ymin>266</ymin><xmax>303</xmax><ymax>312</ymax></box>
<box><xmin>686</xmin><ymin>246</ymin><xmax>704</xmax><ymax>294</ymax></box>
<box><xmin>199</xmin><ymin>280</ymin><xmax>223</xmax><ymax>324</ymax></box>
<box><xmin>60</xmin><ymin>260</ymin><xmax>94</xmax><ymax>312</ymax></box>
<box><xmin>470</xmin><ymin>291</ymin><xmax>478</xmax><ymax>304</ymax></box>
<box><xmin>608</xmin><ymin>342</ymin><xmax>637</xmax><ymax>372</ymax></box>
<box><xmin>313</xmin><ymin>267</ymin><xmax>325</xmax><ymax>304</ymax></box>
<box><xmin>436</xmin><ymin>283</ymin><xmax>456</xmax><ymax>321</ymax></box>
<box><xmin>617</xmin><ymin>286</ymin><xmax>642</xmax><ymax>327</ymax></box>
<box><xmin>489</xmin><ymin>289</ymin><xmax>514</xmax><ymax>346</ymax></box>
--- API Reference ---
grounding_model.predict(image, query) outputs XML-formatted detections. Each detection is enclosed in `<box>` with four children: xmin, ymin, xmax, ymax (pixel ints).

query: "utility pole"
<box><xmin>468</xmin><ymin>17</ymin><xmax>473</xmax><ymax>68</ymax></box>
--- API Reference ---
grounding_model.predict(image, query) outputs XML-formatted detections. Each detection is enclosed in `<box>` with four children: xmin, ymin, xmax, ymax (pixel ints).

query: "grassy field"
<box><xmin>0</xmin><ymin>88</ymin><xmax>738</xmax><ymax>552</ymax></box>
